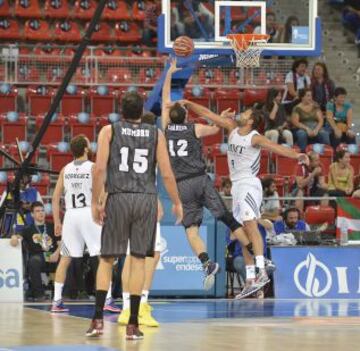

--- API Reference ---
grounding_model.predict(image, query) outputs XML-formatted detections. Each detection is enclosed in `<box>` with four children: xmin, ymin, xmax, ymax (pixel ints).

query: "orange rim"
<box><xmin>227</xmin><ymin>33</ymin><xmax>270</xmax><ymax>50</ymax></box>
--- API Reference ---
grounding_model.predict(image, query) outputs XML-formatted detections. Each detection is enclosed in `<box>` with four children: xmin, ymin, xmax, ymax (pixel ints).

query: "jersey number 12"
<box><xmin>119</xmin><ymin>147</ymin><xmax>149</xmax><ymax>174</ymax></box>
<box><xmin>169</xmin><ymin>140</ymin><xmax>188</xmax><ymax>157</ymax></box>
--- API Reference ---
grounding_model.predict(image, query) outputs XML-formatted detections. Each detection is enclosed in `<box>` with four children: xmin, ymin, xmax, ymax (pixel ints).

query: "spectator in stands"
<box><xmin>341</xmin><ymin>1</ymin><xmax>360</xmax><ymax>46</ymax></box>
<box><xmin>283</xmin><ymin>15</ymin><xmax>300</xmax><ymax>43</ymax></box>
<box><xmin>311</xmin><ymin>62</ymin><xmax>335</xmax><ymax>113</ymax></box>
<box><xmin>10</xmin><ymin>202</ymin><xmax>60</xmax><ymax>301</ymax></box>
<box><xmin>0</xmin><ymin>174</ymin><xmax>43</xmax><ymax>235</ymax></box>
<box><xmin>273</xmin><ymin>207</ymin><xmax>310</xmax><ymax>235</ymax></box>
<box><xmin>325</xmin><ymin>87</ymin><xmax>356</xmax><ymax>149</ymax></box>
<box><xmin>263</xmin><ymin>88</ymin><xmax>293</xmax><ymax>146</ymax></box>
<box><xmin>292</xmin><ymin>151</ymin><xmax>328</xmax><ymax>211</ymax></box>
<box><xmin>353</xmin><ymin>188</ymin><xmax>360</xmax><ymax>198</ymax></box>
<box><xmin>220</xmin><ymin>177</ymin><xmax>232</xmax><ymax>211</ymax></box>
<box><xmin>261</xmin><ymin>177</ymin><xmax>282</xmax><ymax>222</ymax></box>
<box><xmin>253</xmin><ymin>12</ymin><xmax>284</xmax><ymax>43</ymax></box>
<box><xmin>328</xmin><ymin>150</ymin><xmax>354</xmax><ymax>197</ymax></box>
<box><xmin>283</xmin><ymin>58</ymin><xmax>311</xmax><ymax>115</ymax></box>
<box><xmin>291</xmin><ymin>88</ymin><xmax>330</xmax><ymax>152</ymax></box>
<box><xmin>143</xmin><ymin>0</ymin><xmax>161</xmax><ymax>46</ymax></box>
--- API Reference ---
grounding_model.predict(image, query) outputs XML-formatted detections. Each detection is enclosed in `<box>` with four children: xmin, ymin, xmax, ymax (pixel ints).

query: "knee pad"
<box><xmin>219</xmin><ymin>212</ymin><xmax>242</xmax><ymax>232</ymax></box>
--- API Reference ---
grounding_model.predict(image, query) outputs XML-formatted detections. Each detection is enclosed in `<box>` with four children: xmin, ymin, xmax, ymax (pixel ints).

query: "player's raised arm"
<box><xmin>161</xmin><ymin>58</ymin><xmax>181</xmax><ymax>130</ymax></box>
<box><xmin>156</xmin><ymin>130</ymin><xmax>183</xmax><ymax>224</ymax></box>
<box><xmin>182</xmin><ymin>100</ymin><xmax>237</xmax><ymax>132</ymax></box>
<box><xmin>252</xmin><ymin>133</ymin><xmax>308</xmax><ymax>163</ymax></box>
<box><xmin>92</xmin><ymin>125</ymin><xmax>111</xmax><ymax>224</ymax></box>
<box><xmin>52</xmin><ymin>168</ymin><xmax>64</xmax><ymax>236</ymax></box>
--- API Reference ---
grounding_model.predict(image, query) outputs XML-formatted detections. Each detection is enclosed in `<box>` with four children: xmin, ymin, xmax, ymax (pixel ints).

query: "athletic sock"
<box><xmin>255</xmin><ymin>255</ymin><xmax>265</xmax><ymax>270</ymax></box>
<box><xmin>123</xmin><ymin>292</ymin><xmax>130</xmax><ymax>310</ymax></box>
<box><xmin>246</xmin><ymin>265</ymin><xmax>256</xmax><ymax>280</ymax></box>
<box><xmin>93</xmin><ymin>290</ymin><xmax>107</xmax><ymax>320</ymax></box>
<box><xmin>128</xmin><ymin>295</ymin><xmax>141</xmax><ymax>326</ymax></box>
<box><xmin>198</xmin><ymin>252</ymin><xmax>210</xmax><ymax>267</ymax></box>
<box><xmin>106</xmin><ymin>282</ymin><xmax>112</xmax><ymax>301</ymax></box>
<box><xmin>141</xmin><ymin>290</ymin><xmax>149</xmax><ymax>304</ymax></box>
<box><xmin>53</xmin><ymin>282</ymin><xmax>64</xmax><ymax>302</ymax></box>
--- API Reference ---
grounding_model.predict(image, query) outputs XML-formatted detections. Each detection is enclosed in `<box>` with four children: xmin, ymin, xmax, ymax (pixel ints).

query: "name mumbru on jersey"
<box><xmin>167</xmin><ymin>125</ymin><xmax>188</xmax><ymax>132</ymax></box>
<box><xmin>121</xmin><ymin>127</ymin><xmax>150</xmax><ymax>137</ymax></box>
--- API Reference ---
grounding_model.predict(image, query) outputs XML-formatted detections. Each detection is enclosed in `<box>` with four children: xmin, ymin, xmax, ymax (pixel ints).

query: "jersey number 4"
<box><xmin>119</xmin><ymin>147</ymin><xmax>149</xmax><ymax>174</ymax></box>
<box><xmin>169</xmin><ymin>140</ymin><xmax>188</xmax><ymax>157</ymax></box>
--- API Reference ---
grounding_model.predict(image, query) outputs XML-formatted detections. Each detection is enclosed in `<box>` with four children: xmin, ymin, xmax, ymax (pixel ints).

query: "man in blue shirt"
<box><xmin>273</xmin><ymin>207</ymin><xmax>310</xmax><ymax>235</ymax></box>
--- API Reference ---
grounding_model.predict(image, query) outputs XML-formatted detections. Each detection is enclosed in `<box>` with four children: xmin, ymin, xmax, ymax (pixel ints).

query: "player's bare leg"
<box><xmin>186</xmin><ymin>225</ymin><xmax>219</xmax><ymax>290</ymax></box>
<box><xmin>51</xmin><ymin>256</ymin><xmax>71</xmax><ymax>312</ymax></box>
<box><xmin>86</xmin><ymin>257</ymin><xmax>114</xmax><ymax>337</ymax></box>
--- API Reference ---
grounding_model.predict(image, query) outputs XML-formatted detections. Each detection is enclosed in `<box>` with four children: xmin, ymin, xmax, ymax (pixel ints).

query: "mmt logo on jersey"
<box><xmin>271</xmin><ymin>247</ymin><xmax>360</xmax><ymax>299</ymax></box>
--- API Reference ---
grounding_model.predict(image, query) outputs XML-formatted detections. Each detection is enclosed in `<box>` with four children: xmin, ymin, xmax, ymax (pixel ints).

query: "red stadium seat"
<box><xmin>106</xmin><ymin>67</ymin><xmax>133</xmax><ymax>84</ymax></box>
<box><xmin>46</xmin><ymin>144</ymin><xmax>73</xmax><ymax>172</ymax></box>
<box><xmin>215</xmin><ymin>89</ymin><xmax>241</xmax><ymax>114</ymax></box>
<box><xmin>0</xmin><ymin>113</ymin><xmax>27</xmax><ymax>144</ymax></box>
<box><xmin>24</xmin><ymin>19</ymin><xmax>53</xmax><ymax>41</ymax></box>
<box><xmin>139</xmin><ymin>67</ymin><xmax>161</xmax><ymax>84</ymax></box>
<box><xmin>132</xmin><ymin>1</ymin><xmax>145</xmax><ymax>21</ymax></box>
<box><xmin>61</xmin><ymin>87</ymin><xmax>86</xmax><ymax>115</ymax></box>
<box><xmin>26</xmin><ymin>86</ymin><xmax>55</xmax><ymax>115</ymax></box>
<box><xmin>184</xmin><ymin>88</ymin><xmax>212</xmax><ymax>120</ymax></box>
<box><xmin>103</xmin><ymin>0</ymin><xmax>131</xmax><ymax>20</ymax></box>
<box><xmin>305</xmin><ymin>144</ymin><xmax>334</xmax><ymax>174</ymax></box>
<box><xmin>8</xmin><ymin>144</ymin><xmax>39</xmax><ymax>164</ymax></box>
<box><xmin>46</xmin><ymin>66</ymin><xmax>65</xmax><ymax>84</ymax></box>
<box><xmin>35</xmin><ymin>114</ymin><xmax>65</xmax><ymax>144</ymax></box>
<box><xmin>18</xmin><ymin>65</ymin><xmax>40</xmax><ymax>82</ymax></box>
<box><xmin>198</xmin><ymin>68</ymin><xmax>224</xmax><ymax>85</ymax></box>
<box><xmin>44</xmin><ymin>0</ymin><xmax>70</xmax><ymax>19</ymax></box>
<box><xmin>89</xmin><ymin>87</ymin><xmax>117</xmax><ymax>116</ymax></box>
<box><xmin>74</xmin><ymin>0</ymin><xmax>96</xmax><ymax>20</ymax></box>
<box><xmin>259</xmin><ymin>174</ymin><xmax>286</xmax><ymax>197</ymax></box>
<box><xmin>0</xmin><ymin>85</ymin><xmax>18</xmax><ymax>114</ymax></box>
<box><xmin>72</xmin><ymin>66</ymin><xmax>93</xmax><ymax>84</ymax></box>
<box><xmin>68</xmin><ymin>114</ymin><xmax>96</xmax><ymax>140</ymax></box>
<box><xmin>84</xmin><ymin>22</ymin><xmax>114</xmax><ymax>42</ymax></box>
<box><xmin>214</xmin><ymin>154</ymin><xmax>229</xmax><ymax>177</ymax></box>
<box><xmin>0</xmin><ymin>0</ymin><xmax>11</xmax><ymax>17</ymax></box>
<box><xmin>304</xmin><ymin>205</ymin><xmax>336</xmax><ymax>225</ymax></box>
<box><xmin>114</xmin><ymin>21</ymin><xmax>142</xmax><ymax>43</ymax></box>
<box><xmin>31</xmin><ymin>174</ymin><xmax>50</xmax><ymax>196</ymax></box>
<box><xmin>260</xmin><ymin>149</ymin><xmax>270</xmax><ymax>174</ymax></box>
<box><xmin>0</xmin><ymin>19</ymin><xmax>22</xmax><ymax>40</ymax></box>
<box><xmin>243</xmin><ymin>89</ymin><xmax>268</xmax><ymax>106</ymax></box>
<box><xmin>94</xmin><ymin>45</ymin><xmax>124</xmax><ymax>57</ymax></box>
<box><xmin>54</xmin><ymin>20</ymin><xmax>81</xmax><ymax>42</ymax></box>
<box><xmin>15</xmin><ymin>0</ymin><xmax>42</xmax><ymax>18</ymax></box>
<box><xmin>275</xmin><ymin>146</ymin><xmax>301</xmax><ymax>176</ymax></box>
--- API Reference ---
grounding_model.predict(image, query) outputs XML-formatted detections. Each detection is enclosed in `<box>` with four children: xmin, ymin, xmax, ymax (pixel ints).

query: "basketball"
<box><xmin>173</xmin><ymin>36</ymin><xmax>194</xmax><ymax>57</ymax></box>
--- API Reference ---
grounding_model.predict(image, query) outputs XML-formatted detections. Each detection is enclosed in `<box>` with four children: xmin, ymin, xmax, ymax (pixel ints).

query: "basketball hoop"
<box><xmin>227</xmin><ymin>33</ymin><xmax>270</xmax><ymax>68</ymax></box>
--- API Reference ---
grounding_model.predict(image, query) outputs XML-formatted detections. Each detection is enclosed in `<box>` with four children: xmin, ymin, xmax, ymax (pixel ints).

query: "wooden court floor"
<box><xmin>1</xmin><ymin>300</ymin><xmax>360</xmax><ymax>351</ymax></box>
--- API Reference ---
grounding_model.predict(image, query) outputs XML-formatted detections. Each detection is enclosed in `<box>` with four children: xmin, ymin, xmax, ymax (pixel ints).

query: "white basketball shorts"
<box><xmin>60</xmin><ymin>207</ymin><xmax>101</xmax><ymax>257</ymax></box>
<box><xmin>126</xmin><ymin>222</ymin><xmax>162</xmax><ymax>255</ymax></box>
<box><xmin>231</xmin><ymin>177</ymin><xmax>263</xmax><ymax>224</ymax></box>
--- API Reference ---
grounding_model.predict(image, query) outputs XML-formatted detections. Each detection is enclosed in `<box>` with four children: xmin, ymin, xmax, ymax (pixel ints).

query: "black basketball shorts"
<box><xmin>101</xmin><ymin>193</ymin><xmax>157</xmax><ymax>258</ymax></box>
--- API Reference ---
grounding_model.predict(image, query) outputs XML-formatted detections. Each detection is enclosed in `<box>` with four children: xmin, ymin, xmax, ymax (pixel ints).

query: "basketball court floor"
<box><xmin>1</xmin><ymin>299</ymin><xmax>360</xmax><ymax>351</ymax></box>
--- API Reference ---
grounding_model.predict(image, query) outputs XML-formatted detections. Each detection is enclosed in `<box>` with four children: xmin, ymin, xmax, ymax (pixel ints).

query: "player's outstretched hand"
<box><xmin>297</xmin><ymin>153</ymin><xmax>309</xmax><ymax>166</ymax></box>
<box><xmin>54</xmin><ymin>221</ymin><xmax>62</xmax><ymax>237</ymax></box>
<box><xmin>92</xmin><ymin>203</ymin><xmax>106</xmax><ymax>226</ymax></box>
<box><xmin>220</xmin><ymin>108</ymin><xmax>236</xmax><ymax>119</ymax></box>
<box><xmin>168</xmin><ymin>57</ymin><xmax>181</xmax><ymax>74</ymax></box>
<box><xmin>172</xmin><ymin>203</ymin><xmax>183</xmax><ymax>225</ymax></box>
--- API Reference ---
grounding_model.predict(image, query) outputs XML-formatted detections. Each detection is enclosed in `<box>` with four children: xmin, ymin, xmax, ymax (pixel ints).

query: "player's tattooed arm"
<box><xmin>52</xmin><ymin>168</ymin><xmax>65</xmax><ymax>236</ymax></box>
<box><xmin>161</xmin><ymin>58</ymin><xmax>181</xmax><ymax>130</ymax></box>
<box><xmin>252</xmin><ymin>134</ymin><xmax>309</xmax><ymax>164</ymax></box>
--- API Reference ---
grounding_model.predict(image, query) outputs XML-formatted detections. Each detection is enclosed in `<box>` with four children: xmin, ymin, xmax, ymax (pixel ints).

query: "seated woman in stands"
<box><xmin>325</xmin><ymin>87</ymin><xmax>356</xmax><ymax>149</ymax></box>
<box><xmin>328</xmin><ymin>150</ymin><xmax>354</xmax><ymax>197</ymax></box>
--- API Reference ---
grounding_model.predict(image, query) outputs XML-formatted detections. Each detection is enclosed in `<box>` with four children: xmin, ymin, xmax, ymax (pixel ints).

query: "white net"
<box><xmin>227</xmin><ymin>34</ymin><xmax>269</xmax><ymax>68</ymax></box>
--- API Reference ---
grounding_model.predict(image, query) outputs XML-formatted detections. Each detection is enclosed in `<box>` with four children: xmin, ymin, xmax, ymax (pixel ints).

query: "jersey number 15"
<box><xmin>119</xmin><ymin>147</ymin><xmax>149</xmax><ymax>174</ymax></box>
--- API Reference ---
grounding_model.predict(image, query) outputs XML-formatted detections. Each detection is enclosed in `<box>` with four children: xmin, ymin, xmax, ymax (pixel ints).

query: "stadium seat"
<box><xmin>132</xmin><ymin>1</ymin><xmax>145</xmax><ymax>21</ymax></box>
<box><xmin>0</xmin><ymin>0</ymin><xmax>11</xmax><ymax>17</ymax></box>
<box><xmin>46</xmin><ymin>66</ymin><xmax>65</xmax><ymax>84</ymax></box>
<box><xmin>215</xmin><ymin>89</ymin><xmax>241</xmax><ymax>114</ymax></box>
<box><xmin>260</xmin><ymin>149</ymin><xmax>270</xmax><ymax>174</ymax></box>
<box><xmin>0</xmin><ymin>19</ymin><xmax>22</xmax><ymax>40</ymax></box>
<box><xmin>94</xmin><ymin>45</ymin><xmax>124</xmax><ymax>57</ymax></box>
<box><xmin>31</xmin><ymin>173</ymin><xmax>50</xmax><ymax>196</ymax></box>
<box><xmin>7</xmin><ymin>143</ymin><xmax>39</xmax><ymax>164</ymax></box>
<box><xmin>89</xmin><ymin>87</ymin><xmax>117</xmax><ymax>116</ymax></box>
<box><xmin>139</xmin><ymin>67</ymin><xmax>162</xmax><ymax>84</ymax></box>
<box><xmin>18</xmin><ymin>65</ymin><xmax>40</xmax><ymax>82</ymax></box>
<box><xmin>54</xmin><ymin>20</ymin><xmax>81</xmax><ymax>42</ymax></box>
<box><xmin>61</xmin><ymin>87</ymin><xmax>86</xmax><ymax>115</ymax></box>
<box><xmin>106</xmin><ymin>67</ymin><xmax>133</xmax><ymax>84</ymax></box>
<box><xmin>72</xmin><ymin>66</ymin><xmax>93</xmax><ymax>84</ymax></box>
<box><xmin>15</xmin><ymin>0</ymin><xmax>42</xmax><ymax>18</ymax></box>
<box><xmin>198</xmin><ymin>68</ymin><xmax>224</xmax><ymax>85</ymax></box>
<box><xmin>74</xmin><ymin>0</ymin><xmax>96</xmax><ymax>20</ymax></box>
<box><xmin>243</xmin><ymin>89</ymin><xmax>268</xmax><ymax>106</ymax></box>
<box><xmin>84</xmin><ymin>22</ymin><xmax>113</xmax><ymax>42</ymax></box>
<box><xmin>34</xmin><ymin>44</ymin><xmax>62</xmax><ymax>58</ymax></box>
<box><xmin>305</xmin><ymin>144</ymin><xmax>334</xmax><ymax>174</ymax></box>
<box><xmin>0</xmin><ymin>85</ymin><xmax>18</xmax><ymax>114</ymax></box>
<box><xmin>35</xmin><ymin>114</ymin><xmax>65</xmax><ymax>144</ymax></box>
<box><xmin>275</xmin><ymin>146</ymin><xmax>301</xmax><ymax>176</ymax></box>
<box><xmin>259</xmin><ymin>174</ymin><xmax>286</xmax><ymax>196</ymax></box>
<box><xmin>304</xmin><ymin>205</ymin><xmax>336</xmax><ymax>225</ymax></box>
<box><xmin>68</xmin><ymin>114</ymin><xmax>96</xmax><ymax>140</ymax></box>
<box><xmin>44</xmin><ymin>0</ymin><xmax>70</xmax><ymax>19</ymax></box>
<box><xmin>27</xmin><ymin>86</ymin><xmax>55</xmax><ymax>115</ymax></box>
<box><xmin>103</xmin><ymin>0</ymin><xmax>131</xmax><ymax>20</ymax></box>
<box><xmin>24</xmin><ymin>19</ymin><xmax>53</xmax><ymax>41</ymax></box>
<box><xmin>194</xmin><ymin>119</ymin><xmax>224</xmax><ymax>146</ymax></box>
<box><xmin>214</xmin><ymin>154</ymin><xmax>229</xmax><ymax>177</ymax></box>
<box><xmin>46</xmin><ymin>144</ymin><xmax>73</xmax><ymax>172</ymax></box>
<box><xmin>184</xmin><ymin>88</ymin><xmax>212</xmax><ymax>120</ymax></box>
<box><xmin>0</xmin><ymin>113</ymin><xmax>27</xmax><ymax>144</ymax></box>
<box><xmin>114</xmin><ymin>21</ymin><xmax>142</xmax><ymax>43</ymax></box>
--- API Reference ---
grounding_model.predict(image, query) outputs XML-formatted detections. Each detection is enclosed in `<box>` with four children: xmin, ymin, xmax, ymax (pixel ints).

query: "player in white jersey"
<box><xmin>178</xmin><ymin>101</ymin><xmax>308</xmax><ymax>298</ymax></box>
<box><xmin>51</xmin><ymin>135</ymin><xmax>120</xmax><ymax>313</ymax></box>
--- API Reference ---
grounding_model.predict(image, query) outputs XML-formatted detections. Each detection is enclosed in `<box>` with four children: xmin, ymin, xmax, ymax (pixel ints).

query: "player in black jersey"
<box><xmin>86</xmin><ymin>92</ymin><xmax>183</xmax><ymax>340</ymax></box>
<box><xmin>162</xmin><ymin>59</ymin><xmax>252</xmax><ymax>290</ymax></box>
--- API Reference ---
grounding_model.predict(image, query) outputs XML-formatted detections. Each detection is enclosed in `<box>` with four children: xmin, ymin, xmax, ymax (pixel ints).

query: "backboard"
<box><xmin>158</xmin><ymin>0</ymin><xmax>321</xmax><ymax>57</ymax></box>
